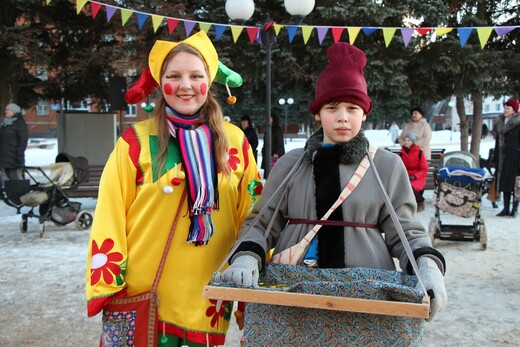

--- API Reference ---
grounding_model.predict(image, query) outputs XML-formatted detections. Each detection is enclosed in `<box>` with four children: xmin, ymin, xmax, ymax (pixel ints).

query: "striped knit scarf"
<box><xmin>166</xmin><ymin>105</ymin><xmax>218</xmax><ymax>246</ymax></box>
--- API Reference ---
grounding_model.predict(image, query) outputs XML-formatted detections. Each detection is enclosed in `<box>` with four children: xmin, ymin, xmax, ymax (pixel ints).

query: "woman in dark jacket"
<box><xmin>0</xmin><ymin>103</ymin><xmax>29</xmax><ymax>183</ymax></box>
<box><xmin>494</xmin><ymin>98</ymin><xmax>520</xmax><ymax>218</ymax></box>
<box><xmin>261</xmin><ymin>114</ymin><xmax>285</xmax><ymax>177</ymax></box>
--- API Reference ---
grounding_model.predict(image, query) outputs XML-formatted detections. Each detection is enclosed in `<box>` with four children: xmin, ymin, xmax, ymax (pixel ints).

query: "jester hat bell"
<box><xmin>148</xmin><ymin>30</ymin><xmax>219</xmax><ymax>85</ymax></box>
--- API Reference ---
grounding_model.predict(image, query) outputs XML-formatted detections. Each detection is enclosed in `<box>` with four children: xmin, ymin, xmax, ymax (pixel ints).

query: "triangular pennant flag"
<box><xmin>76</xmin><ymin>0</ymin><xmax>88</xmax><ymax>15</ymax></box>
<box><xmin>316</xmin><ymin>27</ymin><xmax>329</xmax><ymax>45</ymax></box>
<box><xmin>106</xmin><ymin>5</ymin><xmax>117</xmax><ymax>22</ymax></box>
<box><xmin>136</xmin><ymin>13</ymin><xmax>149</xmax><ymax>30</ymax></box>
<box><xmin>230</xmin><ymin>26</ymin><xmax>244</xmax><ymax>43</ymax></box>
<box><xmin>273</xmin><ymin>24</ymin><xmax>283</xmax><ymax>36</ymax></box>
<box><xmin>331</xmin><ymin>27</ymin><xmax>344</xmax><ymax>43</ymax></box>
<box><xmin>90</xmin><ymin>2</ymin><xmax>103</xmax><ymax>19</ymax></box>
<box><xmin>362</xmin><ymin>27</ymin><xmax>378</xmax><ymax>36</ymax></box>
<box><xmin>246</xmin><ymin>27</ymin><xmax>260</xmax><ymax>43</ymax></box>
<box><xmin>435</xmin><ymin>27</ymin><xmax>453</xmax><ymax>36</ymax></box>
<box><xmin>301</xmin><ymin>26</ymin><xmax>313</xmax><ymax>44</ymax></box>
<box><xmin>495</xmin><ymin>26</ymin><xmax>516</xmax><ymax>36</ymax></box>
<box><xmin>199</xmin><ymin>22</ymin><xmax>212</xmax><ymax>34</ymax></box>
<box><xmin>347</xmin><ymin>27</ymin><xmax>361</xmax><ymax>45</ymax></box>
<box><xmin>255</xmin><ymin>31</ymin><xmax>262</xmax><ymax>45</ymax></box>
<box><xmin>415</xmin><ymin>28</ymin><xmax>431</xmax><ymax>36</ymax></box>
<box><xmin>476</xmin><ymin>27</ymin><xmax>493</xmax><ymax>49</ymax></box>
<box><xmin>382</xmin><ymin>28</ymin><xmax>396</xmax><ymax>47</ymax></box>
<box><xmin>287</xmin><ymin>26</ymin><xmax>298</xmax><ymax>43</ymax></box>
<box><xmin>457</xmin><ymin>28</ymin><xmax>473</xmax><ymax>48</ymax></box>
<box><xmin>401</xmin><ymin>28</ymin><xmax>414</xmax><ymax>47</ymax></box>
<box><xmin>184</xmin><ymin>21</ymin><xmax>196</xmax><ymax>37</ymax></box>
<box><xmin>167</xmin><ymin>18</ymin><xmax>179</xmax><ymax>35</ymax></box>
<box><xmin>214</xmin><ymin>25</ymin><xmax>227</xmax><ymax>41</ymax></box>
<box><xmin>151</xmin><ymin>15</ymin><xmax>164</xmax><ymax>33</ymax></box>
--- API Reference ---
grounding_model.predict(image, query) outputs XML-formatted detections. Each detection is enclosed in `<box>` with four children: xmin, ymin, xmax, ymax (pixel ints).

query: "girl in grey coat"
<box><xmin>221</xmin><ymin>42</ymin><xmax>447</xmax><ymax>322</ymax></box>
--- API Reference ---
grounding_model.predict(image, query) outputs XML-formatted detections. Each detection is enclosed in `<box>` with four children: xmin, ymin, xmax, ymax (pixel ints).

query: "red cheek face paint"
<box><xmin>163</xmin><ymin>83</ymin><xmax>173</xmax><ymax>95</ymax></box>
<box><xmin>200</xmin><ymin>83</ymin><xmax>207</xmax><ymax>96</ymax></box>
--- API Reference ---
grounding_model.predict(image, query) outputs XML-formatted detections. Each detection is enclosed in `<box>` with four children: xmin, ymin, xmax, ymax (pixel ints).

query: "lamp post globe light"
<box><xmin>225</xmin><ymin>0</ymin><xmax>255</xmax><ymax>22</ymax></box>
<box><xmin>225</xmin><ymin>0</ymin><xmax>314</xmax><ymax>178</ymax></box>
<box><xmin>278</xmin><ymin>97</ymin><xmax>294</xmax><ymax>137</ymax></box>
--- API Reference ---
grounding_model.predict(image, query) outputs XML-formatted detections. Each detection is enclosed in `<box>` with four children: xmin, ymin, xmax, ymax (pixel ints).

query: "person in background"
<box><xmin>85</xmin><ymin>31</ymin><xmax>262</xmax><ymax>346</ymax></box>
<box><xmin>221</xmin><ymin>42</ymin><xmax>446</xmax><ymax>325</ymax></box>
<box><xmin>494</xmin><ymin>98</ymin><xmax>520</xmax><ymax>218</ymax></box>
<box><xmin>261</xmin><ymin>114</ymin><xmax>285</xmax><ymax>177</ymax></box>
<box><xmin>388</xmin><ymin>121</ymin><xmax>400</xmax><ymax>144</ymax></box>
<box><xmin>399</xmin><ymin>106</ymin><xmax>433</xmax><ymax>160</ymax></box>
<box><xmin>240</xmin><ymin>115</ymin><xmax>259</xmax><ymax>163</ymax></box>
<box><xmin>481</xmin><ymin>123</ymin><xmax>489</xmax><ymax>139</ymax></box>
<box><xmin>399</xmin><ymin>132</ymin><xmax>428</xmax><ymax>212</ymax></box>
<box><xmin>0</xmin><ymin>103</ymin><xmax>28</xmax><ymax>185</ymax></box>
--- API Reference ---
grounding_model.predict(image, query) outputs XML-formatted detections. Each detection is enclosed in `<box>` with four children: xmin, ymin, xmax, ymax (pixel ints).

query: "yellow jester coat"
<box><xmin>86</xmin><ymin>118</ymin><xmax>262</xmax><ymax>345</ymax></box>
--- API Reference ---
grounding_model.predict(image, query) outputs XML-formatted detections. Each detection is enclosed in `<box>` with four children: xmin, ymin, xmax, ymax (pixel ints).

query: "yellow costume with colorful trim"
<box><xmin>86</xmin><ymin>118</ymin><xmax>262</xmax><ymax>345</ymax></box>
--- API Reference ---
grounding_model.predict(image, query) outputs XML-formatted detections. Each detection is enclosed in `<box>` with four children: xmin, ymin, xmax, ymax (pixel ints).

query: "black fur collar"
<box><xmin>303</xmin><ymin>127</ymin><xmax>370</xmax><ymax>165</ymax></box>
<box><xmin>502</xmin><ymin>113</ymin><xmax>520</xmax><ymax>134</ymax></box>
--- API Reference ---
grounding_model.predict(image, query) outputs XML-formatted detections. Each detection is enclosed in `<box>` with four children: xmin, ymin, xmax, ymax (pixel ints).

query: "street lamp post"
<box><xmin>225</xmin><ymin>0</ymin><xmax>314</xmax><ymax>178</ymax></box>
<box><xmin>278</xmin><ymin>97</ymin><xmax>294</xmax><ymax>142</ymax></box>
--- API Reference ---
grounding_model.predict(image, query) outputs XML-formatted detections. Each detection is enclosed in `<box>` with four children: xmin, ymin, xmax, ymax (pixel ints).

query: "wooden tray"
<box><xmin>204</xmin><ymin>285</ymin><xmax>429</xmax><ymax>318</ymax></box>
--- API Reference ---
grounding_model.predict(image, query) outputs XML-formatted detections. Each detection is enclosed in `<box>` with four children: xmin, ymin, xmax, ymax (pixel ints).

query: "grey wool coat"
<box><xmin>232</xmin><ymin>129</ymin><xmax>444</xmax><ymax>274</ymax></box>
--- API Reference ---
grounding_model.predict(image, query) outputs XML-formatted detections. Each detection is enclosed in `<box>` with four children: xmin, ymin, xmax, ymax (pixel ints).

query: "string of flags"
<box><xmin>46</xmin><ymin>0</ymin><xmax>519</xmax><ymax>49</ymax></box>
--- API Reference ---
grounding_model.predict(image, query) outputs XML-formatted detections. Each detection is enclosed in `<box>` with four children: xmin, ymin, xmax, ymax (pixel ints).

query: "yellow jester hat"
<box><xmin>148</xmin><ymin>30</ymin><xmax>219</xmax><ymax>85</ymax></box>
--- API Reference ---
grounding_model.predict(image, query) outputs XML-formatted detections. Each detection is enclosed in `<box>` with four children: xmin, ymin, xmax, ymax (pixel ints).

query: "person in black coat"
<box><xmin>240</xmin><ymin>115</ymin><xmax>259</xmax><ymax>163</ymax></box>
<box><xmin>494</xmin><ymin>98</ymin><xmax>520</xmax><ymax>218</ymax></box>
<box><xmin>0</xmin><ymin>103</ymin><xmax>29</xmax><ymax>184</ymax></box>
<box><xmin>261</xmin><ymin>114</ymin><xmax>285</xmax><ymax>178</ymax></box>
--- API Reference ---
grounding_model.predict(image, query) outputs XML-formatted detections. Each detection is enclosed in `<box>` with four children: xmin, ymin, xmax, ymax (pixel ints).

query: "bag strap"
<box><xmin>366</xmin><ymin>154</ymin><xmax>428</xmax><ymax>298</ymax></box>
<box><xmin>151</xmin><ymin>188</ymin><xmax>187</xmax><ymax>293</ymax></box>
<box><xmin>215</xmin><ymin>145</ymin><xmax>377</xmax><ymax>273</ymax></box>
<box><xmin>282</xmin><ymin>145</ymin><xmax>378</xmax><ymax>249</ymax></box>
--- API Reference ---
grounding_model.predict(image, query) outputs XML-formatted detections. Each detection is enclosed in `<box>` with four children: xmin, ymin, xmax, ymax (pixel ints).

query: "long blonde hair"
<box><xmin>153</xmin><ymin>44</ymin><xmax>230</xmax><ymax>177</ymax></box>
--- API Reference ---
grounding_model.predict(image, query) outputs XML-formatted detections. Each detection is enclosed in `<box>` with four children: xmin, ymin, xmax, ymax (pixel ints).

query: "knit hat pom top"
<box><xmin>309</xmin><ymin>42</ymin><xmax>373</xmax><ymax>115</ymax></box>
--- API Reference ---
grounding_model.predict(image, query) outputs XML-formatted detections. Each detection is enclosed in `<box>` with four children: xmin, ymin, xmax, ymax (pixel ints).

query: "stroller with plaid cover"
<box><xmin>429</xmin><ymin>151</ymin><xmax>492</xmax><ymax>250</ymax></box>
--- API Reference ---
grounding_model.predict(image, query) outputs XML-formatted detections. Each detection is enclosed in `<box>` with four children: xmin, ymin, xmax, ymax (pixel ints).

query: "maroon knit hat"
<box><xmin>504</xmin><ymin>98</ymin><xmax>519</xmax><ymax>113</ymax></box>
<box><xmin>309</xmin><ymin>42</ymin><xmax>372</xmax><ymax>115</ymax></box>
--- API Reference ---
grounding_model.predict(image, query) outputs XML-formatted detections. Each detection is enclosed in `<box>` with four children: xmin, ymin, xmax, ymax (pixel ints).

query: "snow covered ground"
<box><xmin>1</xmin><ymin>129</ymin><xmax>518</xmax><ymax>346</ymax></box>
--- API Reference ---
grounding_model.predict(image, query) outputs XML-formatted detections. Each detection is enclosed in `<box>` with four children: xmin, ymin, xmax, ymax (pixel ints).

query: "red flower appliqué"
<box><xmin>205</xmin><ymin>299</ymin><xmax>230</xmax><ymax>328</ymax></box>
<box><xmin>227</xmin><ymin>147</ymin><xmax>241</xmax><ymax>171</ymax></box>
<box><xmin>90</xmin><ymin>238</ymin><xmax>123</xmax><ymax>285</ymax></box>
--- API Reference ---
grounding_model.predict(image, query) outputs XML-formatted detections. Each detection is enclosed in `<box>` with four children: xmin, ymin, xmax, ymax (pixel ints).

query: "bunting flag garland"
<box><xmin>121</xmin><ymin>8</ymin><xmax>132</xmax><ymax>26</ymax></box>
<box><xmin>382</xmin><ymin>28</ymin><xmax>397</xmax><ymax>47</ymax></box>
<box><xmin>458</xmin><ymin>28</ymin><xmax>473</xmax><ymax>48</ymax></box>
<box><xmin>51</xmin><ymin>0</ymin><xmax>519</xmax><ymax>49</ymax></box>
<box><xmin>347</xmin><ymin>27</ymin><xmax>361</xmax><ymax>45</ymax></box>
<box><xmin>331</xmin><ymin>27</ymin><xmax>344</xmax><ymax>43</ymax></box>
<box><xmin>401</xmin><ymin>28</ymin><xmax>414</xmax><ymax>47</ymax></box>
<box><xmin>477</xmin><ymin>27</ymin><xmax>494</xmax><ymax>48</ymax></box>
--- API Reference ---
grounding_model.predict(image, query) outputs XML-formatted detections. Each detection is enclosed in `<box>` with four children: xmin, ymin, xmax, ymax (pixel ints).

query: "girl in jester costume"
<box><xmin>86</xmin><ymin>31</ymin><xmax>262</xmax><ymax>346</ymax></box>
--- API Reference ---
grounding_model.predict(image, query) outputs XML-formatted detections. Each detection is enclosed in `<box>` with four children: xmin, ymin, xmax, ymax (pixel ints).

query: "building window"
<box><xmin>36</xmin><ymin>101</ymin><xmax>49</xmax><ymax>116</ymax></box>
<box><xmin>126</xmin><ymin>104</ymin><xmax>137</xmax><ymax>118</ymax></box>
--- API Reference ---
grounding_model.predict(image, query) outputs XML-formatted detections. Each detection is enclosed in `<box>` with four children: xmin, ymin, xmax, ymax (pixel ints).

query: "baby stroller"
<box><xmin>428</xmin><ymin>151</ymin><xmax>492</xmax><ymax>251</ymax></box>
<box><xmin>1</xmin><ymin>153</ymin><xmax>94</xmax><ymax>237</ymax></box>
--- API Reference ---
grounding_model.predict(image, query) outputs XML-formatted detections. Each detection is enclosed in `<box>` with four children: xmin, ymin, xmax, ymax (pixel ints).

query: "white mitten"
<box><xmin>220</xmin><ymin>255</ymin><xmax>259</xmax><ymax>288</ymax></box>
<box><xmin>417</xmin><ymin>257</ymin><xmax>447</xmax><ymax>322</ymax></box>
